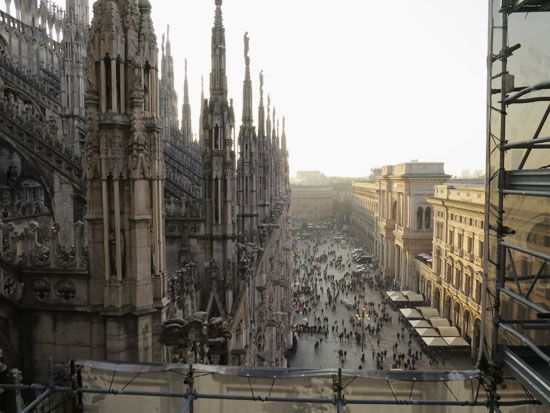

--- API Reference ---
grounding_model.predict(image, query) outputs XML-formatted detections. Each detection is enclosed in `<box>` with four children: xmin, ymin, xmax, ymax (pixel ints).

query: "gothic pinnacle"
<box><xmin>259</xmin><ymin>70</ymin><xmax>264</xmax><ymax>104</ymax></box>
<box><xmin>181</xmin><ymin>58</ymin><xmax>193</xmax><ymax>143</ymax></box>
<box><xmin>242</xmin><ymin>32</ymin><xmax>253</xmax><ymax>125</ymax></box>
<box><xmin>258</xmin><ymin>71</ymin><xmax>265</xmax><ymax>137</ymax></box>
<box><xmin>184</xmin><ymin>59</ymin><xmax>189</xmax><ymax>104</ymax></box>
<box><xmin>210</xmin><ymin>0</ymin><xmax>227</xmax><ymax>98</ymax></box>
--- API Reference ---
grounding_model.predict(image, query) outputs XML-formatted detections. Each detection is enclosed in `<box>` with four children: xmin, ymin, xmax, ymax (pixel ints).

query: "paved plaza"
<box><xmin>289</xmin><ymin>231</ymin><xmax>474</xmax><ymax>371</ymax></box>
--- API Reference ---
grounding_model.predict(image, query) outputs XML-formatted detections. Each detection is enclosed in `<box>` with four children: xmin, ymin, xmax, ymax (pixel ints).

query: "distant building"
<box><xmin>351</xmin><ymin>179</ymin><xmax>379</xmax><ymax>253</ymax></box>
<box><xmin>352</xmin><ymin>162</ymin><xmax>450</xmax><ymax>287</ymax></box>
<box><xmin>290</xmin><ymin>185</ymin><xmax>334</xmax><ymax>222</ymax></box>
<box><xmin>294</xmin><ymin>170</ymin><xmax>328</xmax><ymax>186</ymax></box>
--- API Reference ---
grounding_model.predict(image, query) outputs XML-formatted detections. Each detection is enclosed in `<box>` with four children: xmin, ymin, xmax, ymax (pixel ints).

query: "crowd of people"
<box><xmin>289</xmin><ymin>225</ymin><xmax>449</xmax><ymax>371</ymax></box>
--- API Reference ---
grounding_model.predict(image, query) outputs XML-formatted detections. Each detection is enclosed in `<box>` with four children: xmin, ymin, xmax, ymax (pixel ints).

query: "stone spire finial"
<box><xmin>166</xmin><ymin>24</ymin><xmax>171</xmax><ymax>55</ymax></box>
<box><xmin>242</xmin><ymin>32</ymin><xmax>253</xmax><ymax>125</ymax></box>
<box><xmin>210</xmin><ymin>0</ymin><xmax>227</xmax><ymax>99</ymax></box>
<box><xmin>258</xmin><ymin>71</ymin><xmax>265</xmax><ymax>137</ymax></box>
<box><xmin>184</xmin><ymin>59</ymin><xmax>189</xmax><ymax>104</ymax></box>
<box><xmin>272</xmin><ymin>106</ymin><xmax>277</xmax><ymax>146</ymax></box>
<box><xmin>181</xmin><ymin>58</ymin><xmax>193</xmax><ymax>143</ymax></box>
<box><xmin>281</xmin><ymin>116</ymin><xmax>287</xmax><ymax>152</ymax></box>
<box><xmin>259</xmin><ymin>71</ymin><xmax>264</xmax><ymax>103</ymax></box>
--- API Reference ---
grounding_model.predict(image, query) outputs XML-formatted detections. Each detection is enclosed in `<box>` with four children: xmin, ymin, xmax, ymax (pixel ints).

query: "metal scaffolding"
<box><xmin>0</xmin><ymin>362</ymin><xmax>543</xmax><ymax>413</ymax></box>
<box><xmin>486</xmin><ymin>0</ymin><xmax>550</xmax><ymax>410</ymax></box>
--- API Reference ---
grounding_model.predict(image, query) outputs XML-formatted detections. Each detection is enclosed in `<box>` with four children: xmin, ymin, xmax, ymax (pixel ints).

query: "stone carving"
<box><xmin>129</xmin><ymin>88</ymin><xmax>151</xmax><ymax>179</ymax></box>
<box><xmin>54</xmin><ymin>279</ymin><xmax>76</xmax><ymax>301</ymax></box>
<box><xmin>2</xmin><ymin>274</ymin><xmax>17</xmax><ymax>297</ymax></box>
<box><xmin>0</xmin><ymin>221</ymin><xmax>85</xmax><ymax>270</ymax></box>
<box><xmin>31</xmin><ymin>278</ymin><xmax>50</xmax><ymax>300</ymax></box>
<box><xmin>84</xmin><ymin>98</ymin><xmax>100</xmax><ymax>180</ymax></box>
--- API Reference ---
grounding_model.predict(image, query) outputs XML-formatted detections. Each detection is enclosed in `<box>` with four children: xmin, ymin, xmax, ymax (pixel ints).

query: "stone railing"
<box><xmin>0</xmin><ymin>46</ymin><xmax>62</xmax><ymax>113</ymax></box>
<box><xmin>0</xmin><ymin>220</ymin><xmax>87</xmax><ymax>270</ymax></box>
<box><xmin>0</xmin><ymin>95</ymin><xmax>83</xmax><ymax>189</ymax></box>
<box><xmin>165</xmin><ymin>198</ymin><xmax>205</xmax><ymax>220</ymax></box>
<box><xmin>0</xmin><ymin>10</ymin><xmax>63</xmax><ymax>54</ymax></box>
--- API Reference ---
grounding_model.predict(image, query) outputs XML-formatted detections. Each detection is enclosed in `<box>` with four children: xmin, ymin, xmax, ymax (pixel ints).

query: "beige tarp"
<box><xmin>75</xmin><ymin>360</ymin><xmax>548</xmax><ymax>413</ymax></box>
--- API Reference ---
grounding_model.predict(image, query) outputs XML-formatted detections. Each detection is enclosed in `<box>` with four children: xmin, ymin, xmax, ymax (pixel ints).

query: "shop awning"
<box><xmin>400</xmin><ymin>308</ymin><xmax>423</xmax><ymax>319</ymax></box>
<box><xmin>422</xmin><ymin>337</ymin><xmax>449</xmax><ymax>347</ymax></box>
<box><xmin>443</xmin><ymin>336</ymin><xmax>470</xmax><ymax>347</ymax></box>
<box><xmin>436</xmin><ymin>327</ymin><xmax>461</xmax><ymax>337</ymax></box>
<box><xmin>409</xmin><ymin>320</ymin><xmax>431</xmax><ymax>328</ymax></box>
<box><xmin>415</xmin><ymin>328</ymin><xmax>440</xmax><ymax>337</ymax></box>
<box><xmin>428</xmin><ymin>318</ymin><xmax>451</xmax><ymax>328</ymax></box>
<box><xmin>417</xmin><ymin>307</ymin><xmax>440</xmax><ymax>318</ymax></box>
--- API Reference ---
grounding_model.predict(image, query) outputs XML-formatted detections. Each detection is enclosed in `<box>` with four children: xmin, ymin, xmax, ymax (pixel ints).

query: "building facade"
<box><xmin>416</xmin><ymin>183</ymin><xmax>485</xmax><ymax>358</ymax></box>
<box><xmin>374</xmin><ymin>162</ymin><xmax>449</xmax><ymax>288</ymax></box>
<box><xmin>351</xmin><ymin>179</ymin><xmax>379</xmax><ymax>253</ymax></box>
<box><xmin>289</xmin><ymin>185</ymin><xmax>333</xmax><ymax>223</ymax></box>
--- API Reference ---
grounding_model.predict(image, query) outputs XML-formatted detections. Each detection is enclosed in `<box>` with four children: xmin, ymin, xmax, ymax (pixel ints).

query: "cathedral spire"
<box><xmin>258</xmin><ymin>71</ymin><xmax>265</xmax><ymax>137</ymax></box>
<box><xmin>181</xmin><ymin>59</ymin><xmax>193</xmax><ymax>143</ymax></box>
<box><xmin>166</xmin><ymin>24</ymin><xmax>171</xmax><ymax>56</ymax></box>
<box><xmin>242</xmin><ymin>32</ymin><xmax>253</xmax><ymax>126</ymax></box>
<box><xmin>281</xmin><ymin>116</ymin><xmax>287</xmax><ymax>154</ymax></box>
<box><xmin>272</xmin><ymin>106</ymin><xmax>277</xmax><ymax>148</ymax></box>
<box><xmin>266</xmin><ymin>95</ymin><xmax>272</xmax><ymax>142</ymax></box>
<box><xmin>199</xmin><ymin>75</ymin><xmax>205</xmax><ymax>143</ymax></box>
<box><xmin>210</xmin><ymin>0</ymin><xmax>228</xmax><ymax>99</ymax></box>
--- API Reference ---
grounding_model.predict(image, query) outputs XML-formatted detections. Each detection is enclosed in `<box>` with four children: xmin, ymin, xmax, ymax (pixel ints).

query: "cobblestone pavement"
<box><xmin>289</xmin><ymin>234</ymin><xmax>474</xmax><ymax>371</ymax></box>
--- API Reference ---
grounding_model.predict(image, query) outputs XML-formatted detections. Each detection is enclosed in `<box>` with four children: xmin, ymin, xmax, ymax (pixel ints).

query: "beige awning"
<box><xmin>436</xmin><ymin>327</ymin><xmax>461</xmax><ymax>337</ymax></box>
<box><xmin>387</xmin><ymin>292</ymin><xmax>407</xmax><ymax>302</ymax></box>
<box><xmin>406</xmin><ymin>293</ymin><xmax>425</xmax><ymax>302</ymax></box>
<box><xmin>409</xmin><ymin>320</ymin><xmax>431</xmax><ymax>328</ymax></box>
<box><xmin>422</xmin><ymin>337</ymin><xmax>448</xmax><ymax>347</ymax></box>
<box><xmin>428</xmin><ymin>317</ymin><xmax>451</xmax><ymax>328</ymax></box>
<box><xmin>415</xmin><ymin>328</ymin><xmax>440</xmax><ymax>337</ymax></box>
<box><xmin>400</xmin><ymin>308</ymin><xmax>423</xmax><ymax>319</ymax></box>
<box><xmin>418</xmin><ymin>307</ymin><xmax>440</xmax><ymax>318</ymax></box>
<box><xmin>443</xmin><ymin>336</ymin><xmax>470</xmax><ymax>347</ymax></box>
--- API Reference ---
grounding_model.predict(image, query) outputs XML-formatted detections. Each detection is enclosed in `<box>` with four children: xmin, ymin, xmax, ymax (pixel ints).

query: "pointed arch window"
<box><xmin>115</xmin><ymin>56</ymin><xmax>122</xmax><ymax>113</ymax></box>
<box><xmin>214</xmin><ymin>177</ymin><xmax>220</xmax><ymax>223</ymax></box>
<box><xmin>104</xmin><ymin>55</ymin><xmax>112</xmax><ymax>111</ymax></box>
<box><xmin>144</xmin><ymin>61</ymin><xmax>151</xmax><ymax>113</ymax></box>
<box><xmin>214</xmin><ymin>125</ymin><xmax>220</xmax><ymax>149</ymax></box>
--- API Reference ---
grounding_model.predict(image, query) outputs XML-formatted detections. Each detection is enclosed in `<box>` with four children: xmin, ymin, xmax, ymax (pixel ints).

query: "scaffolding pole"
<box><xmin>487</xmin><ymin>0</ymin><xmax>550</xmax><ymax>409</ymax></box>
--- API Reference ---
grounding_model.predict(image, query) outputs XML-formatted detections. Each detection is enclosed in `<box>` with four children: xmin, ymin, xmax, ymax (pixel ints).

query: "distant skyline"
<box><xmin>149</xmin><ymin>0</ymin><xmax>488</xmax><ymax>178</ymax></box>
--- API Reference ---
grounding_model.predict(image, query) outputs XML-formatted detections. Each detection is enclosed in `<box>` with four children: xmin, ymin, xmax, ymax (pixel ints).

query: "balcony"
<box><xmin>451</xmin><ymin>246</ymin><xmax>463</xmax><ymax>258</ymax></box>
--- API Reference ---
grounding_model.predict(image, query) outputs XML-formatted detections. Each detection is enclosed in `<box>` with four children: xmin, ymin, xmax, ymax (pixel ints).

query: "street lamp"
<box><xmin>356</xmin><ymin>308</ymin><xmax>366</xmax><ymax>353</ymax></box>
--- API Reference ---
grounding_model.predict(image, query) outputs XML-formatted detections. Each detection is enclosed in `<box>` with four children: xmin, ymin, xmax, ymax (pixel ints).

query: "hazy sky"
<box><xmin>148</xmin><ymin>0</ymin><xmax>488</xmax><ymax>178</ymax></box>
